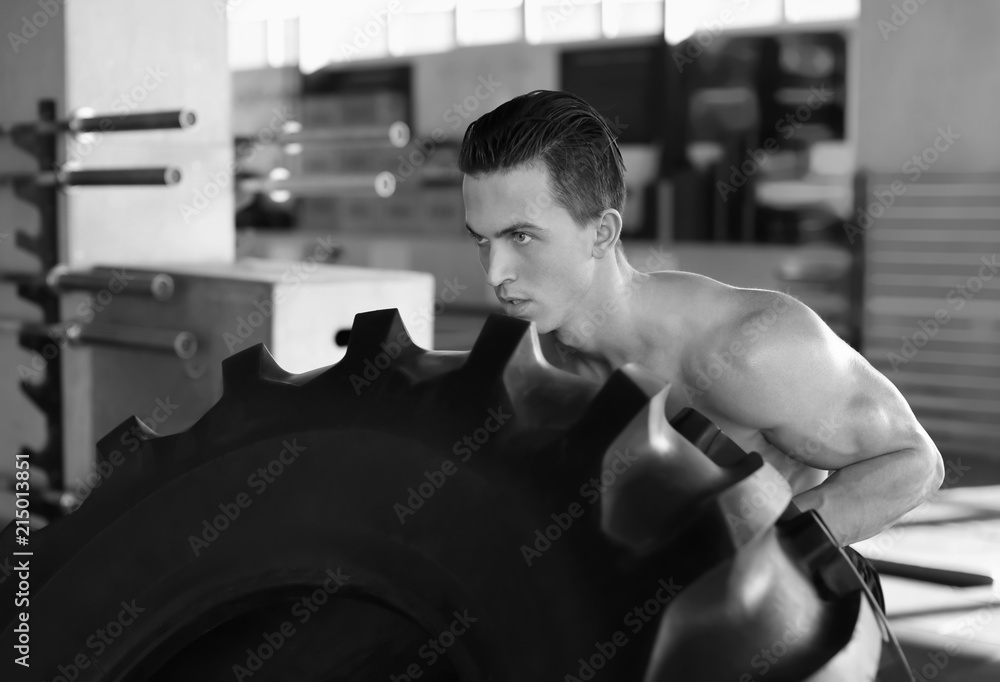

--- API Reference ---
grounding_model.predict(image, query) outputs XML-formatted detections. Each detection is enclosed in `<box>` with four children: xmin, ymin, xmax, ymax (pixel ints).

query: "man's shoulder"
<box><xmin>649</xmin><ymin>274</ymin><xmax>807</xmax><ymax>373</ymax></box>
<box><xmin>643</xmin><ymin>270</ymin><xmax>783</xmax><ymax>334</ymax></box>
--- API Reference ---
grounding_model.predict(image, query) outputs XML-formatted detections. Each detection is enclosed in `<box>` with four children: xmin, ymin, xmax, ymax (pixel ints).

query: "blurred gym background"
<box><xmin>1</xmin><ymin>1</ymin><xmax>998</xmax><ymax>679</ymax></box>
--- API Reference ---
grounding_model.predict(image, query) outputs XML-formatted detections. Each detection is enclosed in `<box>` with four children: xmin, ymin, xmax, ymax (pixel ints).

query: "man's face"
<box><xmin>462</xmin><ymin>163</ymin><xmax>597</xmax><ymax>334</ymax></box>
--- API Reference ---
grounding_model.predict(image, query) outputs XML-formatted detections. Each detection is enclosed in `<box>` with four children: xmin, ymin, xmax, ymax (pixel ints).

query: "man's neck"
<box><xmin>551</xmin><ymin>264</ymin><xmax>654</xmax><ymax>371</ymax></box>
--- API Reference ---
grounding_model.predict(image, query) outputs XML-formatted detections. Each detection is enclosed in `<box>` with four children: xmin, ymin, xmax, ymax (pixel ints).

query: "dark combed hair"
<box><xmin>458</xmin><ymin>90</ymin><xmax>627</xmax><ymax>233</ymax></box>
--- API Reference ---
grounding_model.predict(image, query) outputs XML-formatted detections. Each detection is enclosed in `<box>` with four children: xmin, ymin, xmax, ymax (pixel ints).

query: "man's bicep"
<box><xmin>761</xmin><ymin>359</ymin><xmax>915</xmax><ymax>471</ymax></box>
<box><xmin>707</xmin><ymin>296</ymin><xmax>916</xmax><ymax>470</ymax></box>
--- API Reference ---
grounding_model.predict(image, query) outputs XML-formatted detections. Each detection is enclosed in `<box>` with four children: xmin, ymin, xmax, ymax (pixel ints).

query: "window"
<box><xmin>784</xmin><ymin>0</ymin><xmax>860</xmax><ymax>24</ymax></box>
<box><xmin>664</xmin><ymin>0</ymin><xmax>782</xmax><ymax>45</ymax></box>
<box><xmin>389</xmin><ymin>0</ymin><xmax>457</xmax><ymax>56</ymax></box>
<box><xmin>229</xmin><ymin>20</ymin><xmax>269</xmax><ymax>70</ymax></box>
<box><xmin>605</xmin><ymin>0</ymin><xmax>665</xmax><ymax>38</ymax></box>
<box><xmin>227</xmin><ymin>0</ymin><xmax>858</xmax><ymax>71</ymax></box>
<box><xmin>525</xmin><ymin>0</ymin><xmax>602</xmax><ymax>44</ymax></box>
<box><xmin>457</xmin><ymin>0</ymin><xmax>524</xmax><ymax>46</ymax></box>
<box><xmin>226</xmin><ymin>0</ymin><xmax>301</xmax><ymax>69</ymax></box>
<box><xmin>301</xmin><ymin>0</ymin><xmax>391</xmax><ymax>71</ymax></box>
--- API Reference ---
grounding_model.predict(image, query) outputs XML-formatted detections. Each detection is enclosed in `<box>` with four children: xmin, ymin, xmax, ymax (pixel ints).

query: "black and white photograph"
<box><xmin>0</xmin><ymin>1</ymin><xmax>997</xmax><ymax>680</ymax></box>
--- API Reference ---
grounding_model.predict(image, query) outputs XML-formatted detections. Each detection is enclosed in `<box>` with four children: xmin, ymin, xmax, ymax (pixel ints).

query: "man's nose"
<box><xmin>483</xmin><ymin>244</ymin><xmax>515</xmax><ymax>288</ymax></box>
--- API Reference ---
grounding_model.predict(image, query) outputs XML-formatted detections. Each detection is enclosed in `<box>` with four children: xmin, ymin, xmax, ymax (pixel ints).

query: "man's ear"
<box><xmin>592</xmin><ymin>209</ymin><xmax>623</xmax><ymax>259</ymax></box>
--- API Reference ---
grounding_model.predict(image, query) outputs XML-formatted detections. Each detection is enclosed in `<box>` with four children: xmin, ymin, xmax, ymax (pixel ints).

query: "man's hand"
<box><xmin>692</xmin><ymin>290</ymin><xmax>945</xmax><ymax>546</ymax></box>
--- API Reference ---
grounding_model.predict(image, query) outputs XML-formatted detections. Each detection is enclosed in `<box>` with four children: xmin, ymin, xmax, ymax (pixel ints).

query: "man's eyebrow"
<box><xmin>465</xmin><ymin>221</ymin><xmax>543</xmax><ymax>240</ymax></box>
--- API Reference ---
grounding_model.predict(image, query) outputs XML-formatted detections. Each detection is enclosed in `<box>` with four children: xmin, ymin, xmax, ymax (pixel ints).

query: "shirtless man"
<box><xmin>458</xmin><ymin>91</ymin><xmax>944</xmax><ymax>672</ymax></box>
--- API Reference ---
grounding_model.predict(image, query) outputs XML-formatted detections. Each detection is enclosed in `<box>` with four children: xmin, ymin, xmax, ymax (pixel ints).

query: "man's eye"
<box><xmin>513</xmin><ymin>232</ymin><xmax>533</xmax><ymax>245</ymax></box>
<box><xmin>467</xmin><ymin>231</ymin><xmax>486</xmax><ymax>245</ymax></box>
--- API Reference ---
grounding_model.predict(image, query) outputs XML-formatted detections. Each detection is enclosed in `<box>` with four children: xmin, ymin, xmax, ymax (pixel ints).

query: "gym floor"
<box><xmin>862</xmin><ymin>473</ymin><xmax>1000</xmax><ymax>682</ymax></box>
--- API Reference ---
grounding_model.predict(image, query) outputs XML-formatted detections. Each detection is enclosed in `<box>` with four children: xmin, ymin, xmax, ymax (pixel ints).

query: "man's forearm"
<box><xmin>792</xmin><ymin>446</ymin><xmax>944</xmax><ymax>547</ymax></box>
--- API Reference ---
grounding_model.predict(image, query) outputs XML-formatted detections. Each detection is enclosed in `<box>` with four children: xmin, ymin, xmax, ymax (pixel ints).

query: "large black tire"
<box><xmin>0</xmin><ymin>309</ymin><xmax>901</xmax><ymax>681</ymax></box>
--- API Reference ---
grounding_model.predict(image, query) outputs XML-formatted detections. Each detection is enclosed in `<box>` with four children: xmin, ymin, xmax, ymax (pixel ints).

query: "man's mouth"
<box><xmin>500</xmin><ymin>297</ymin><xmax>531</xmax><ymax>313</ymax></box>
<box><xmin>498</xmin><ymin>292</ymin><xmax>528</xmax><ymax>305</ymax></box>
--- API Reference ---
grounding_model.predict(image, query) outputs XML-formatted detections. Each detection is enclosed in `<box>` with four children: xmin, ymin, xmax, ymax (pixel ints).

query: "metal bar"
<box><xmin>0</xmin><ymin>272</ymin><xmax>44</xmax><ymax>288</ymax></box>
<box><xmin>67</xmin><ymin>322</ymin><xmax>197</xmax><ymax>359</ymax></box>
<box><xmin>60</xmin><ymin>167</ymin><xmax>183</xmax><ymax>186</ymax></box>
<box><xmin>0</xmin><ymin>319</ymin><xmax>197</xmax><ymax>359</ymax></box>
<box><xmin>2</xmin><ymin>168</ymin><xmax>183</xmax><ymax>187</ymax></box>
<box><xmin>277</xmin><ymin>121</ymin><xmax>410</xmax><ymax>148</ymax></box>
<box><xmin>0</xmin><ymin>109</ymin><xmax>197</xmax><ymax>136</ymax></box>
<box><xmin>870</xmin><ymin>559</ymin><xmax>994</xmax><ymax>588</ymax></box>
<box><xmin>69</xmin><ymin>109</ymin><xmax>197</xmax><ymax>134</ymax></box>
<box><xmin>0</xmin><ymin>269</ymin><xmax>174</xmax><ymax>301</ymax></box>
<box><xmin>48</xmin><ymin>267</ymin><xmax>174</xmax><ymax>301</ymax></box>
<box><xmin>239</xmin><ymin>171</ymin><xmax>396</xmax><ymax>198</ymax></box>
<box><xmin>0</xmin><ymin>318</ymin><xmax>69</xmax><ymax>340</ymax></box>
